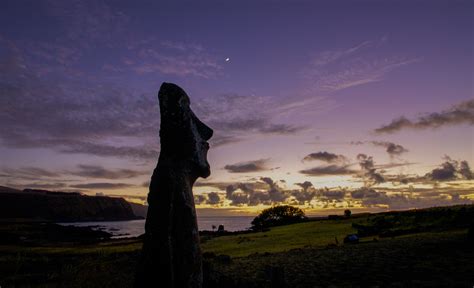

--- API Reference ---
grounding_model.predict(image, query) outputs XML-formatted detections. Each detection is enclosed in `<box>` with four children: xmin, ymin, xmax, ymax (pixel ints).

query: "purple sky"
<box><xmin>0</xmin><ymin>0</ymin><xmax>473</xmax><ymax>215</ymax></box>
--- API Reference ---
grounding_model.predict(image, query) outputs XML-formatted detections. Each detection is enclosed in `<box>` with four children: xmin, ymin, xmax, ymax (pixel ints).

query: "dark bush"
<box><xmin>251</xmin><ymin>205</ymin><xmax>306</xmax><ymax>230</ymax></box>
<box><xmin>344</xmin><ymin>209</ymin><xmax>352</xmax><ymax>217</ymax></box>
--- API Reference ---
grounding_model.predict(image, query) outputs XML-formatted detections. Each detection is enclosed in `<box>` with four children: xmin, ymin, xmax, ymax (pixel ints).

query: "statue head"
<box><xmin>158</xmin><ymin>82</ymin><xmax>213</xmax><ymax>178</ymax></box>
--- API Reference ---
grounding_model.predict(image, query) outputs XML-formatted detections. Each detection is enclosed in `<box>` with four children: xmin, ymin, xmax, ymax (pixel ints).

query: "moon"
<box><xmin>225</xmin><ymin>57</ymin><xmax>230</xmax><ymax>62</ymax></box>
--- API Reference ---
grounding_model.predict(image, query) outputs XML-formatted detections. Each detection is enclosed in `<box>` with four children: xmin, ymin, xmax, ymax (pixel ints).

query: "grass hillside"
<box><xmin>201</xmin><ymin>219</ymin><xmax>355</xmax><ymax>257</ymax></box>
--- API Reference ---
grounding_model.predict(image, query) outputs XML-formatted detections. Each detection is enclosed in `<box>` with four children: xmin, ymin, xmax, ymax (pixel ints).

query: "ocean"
<box><xmin>57</xmin><ymin>216</ymin><xmax>255</xmax><ymax>238</ymax></box>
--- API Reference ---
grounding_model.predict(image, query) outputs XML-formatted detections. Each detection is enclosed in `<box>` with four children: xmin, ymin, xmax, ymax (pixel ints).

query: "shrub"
<box><xmin>344</xmin><ymin>209</ymin><xmax>352</xmax><ymax>218</ymax></box>
<box><xmin>251</xmin><ymin>205</ymin><xmax>306</xmax><ymax>229</ymax></box>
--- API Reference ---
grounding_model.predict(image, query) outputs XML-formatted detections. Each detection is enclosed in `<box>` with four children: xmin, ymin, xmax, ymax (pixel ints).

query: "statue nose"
<box><xmin>192</xmin><ymin>113</ymin><xmax>213</xmax><ymax>141</ymax></box>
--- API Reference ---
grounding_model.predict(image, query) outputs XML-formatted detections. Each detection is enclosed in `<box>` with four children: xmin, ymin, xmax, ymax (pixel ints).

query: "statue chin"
<box><xmin>201</xmin><ymin>164</ymin><xmax>211</xmax><ymax>178</ymax></box>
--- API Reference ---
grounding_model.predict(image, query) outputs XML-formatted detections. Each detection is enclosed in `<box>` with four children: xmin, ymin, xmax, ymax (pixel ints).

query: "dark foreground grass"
<box><xmin>207</xmin><ymin>230</ymin><xmax>474</xmax><ymax>287</ymax></box>
<box><xmin>0</xmin><ymin>229</ymin><xmax>473</xmax><ymax>287</ymax></box>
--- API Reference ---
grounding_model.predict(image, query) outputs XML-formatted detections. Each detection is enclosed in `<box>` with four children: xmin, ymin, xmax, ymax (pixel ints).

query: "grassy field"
<box><xmin>201</xmin><ymin>219</ymin><xmax>356</xmax><ymax>257</ymax></box>
<box><xmin>1</xmin><ymin>206</ymin><xmax>473</xmax><ymax>287</ymax></box>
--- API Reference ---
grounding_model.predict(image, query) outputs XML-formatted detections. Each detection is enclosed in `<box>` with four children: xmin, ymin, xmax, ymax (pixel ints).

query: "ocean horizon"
<box><xmin>58</xmin><ymin>216</ymin><xmax>255</xmax><ymax>238</ymax></box>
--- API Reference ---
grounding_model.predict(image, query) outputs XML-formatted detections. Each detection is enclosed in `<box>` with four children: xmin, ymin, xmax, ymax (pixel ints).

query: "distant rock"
<box><xmin>0</xmin><ymin>186</ymin><xmax>22</xmax><ymax>194</ymax></box>
<box><xmin>0</xmin><ymin>187</ymin><xmax>140</xmax><ymax>222</ymax></box>
<box><xmin>344</xmin><ymin>234</ymin><xmax>359</xmax><ymax>244</ymax></box>
<box><xmin>129</xmin><ymin>202</ymin><xmax>148</xmax><ymax>218</ymax></box>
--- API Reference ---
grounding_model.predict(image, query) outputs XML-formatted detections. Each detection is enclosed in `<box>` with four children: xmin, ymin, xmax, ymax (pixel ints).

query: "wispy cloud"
<box><xmin>302</xmin><ymin>151</ymin><xmax>348</xmax><ymax>163</ymax></box>
<box><xmin>224</xmin><ymin>159</ymin><xmax>270</xmax><ymax>173</ymax></box>
<box><xmin>303</xmin><ymin>36</ymin><xmax>420</xmax><ymax>93</ymax></box>
<box><xmin>127</xmin><ymin>40</ymin><xmax>223</xmax><ymax>79</ymax></box>
<box><xmin>59</xmin><ymin>141</ymin><xmax>158</xmax><ymax>162</ymax></box>
<box><xmin>299</xmin><ymin>164</ymin><xmax>356</xmax><ymax>176</ymax></box>
<box><xmin>193</xmin><ymin>93</ymin><xmax>307</xmax><ymax>147</ymax></box>
<box><xmin>0</xmin><ymin>167</ymin><xmax>61</xmax><ymax>179</ymax></box>
<box><xmin>374</xmin><ymin>99</ymin><xmax>474</xmax><ymax>134</ymax></box>
<box><xmin>0</xmin><ymin>37</ymin><xmax>159</xmax><ymax>162</ymax></box>
<box><xmin>20</xmin><ymin>182</ymin><xmax>68</xmax><ymax>190</ymax></box>
<box><xmin>351</xmin><ymin>140</ymin><xmax>409</xmax><ymax>158</ymax></box>
<box><xmin>69</xmin><ymin>165</ymin><xmax>147</xmax><ymax>179</ymax></box>
<box><xmin>45</xmin><ymin>0</ymin><xmax>131</xmax><ymax>47</ymax></box>
<box><xmin>69</xmin><ymin>182</ymin><xmax>135</xmax><ymax>190</ymax></box>
<box><xmin>357</xmin><ymin>153</ymin><xmax>385</xmax><ymax>185</ymax></box>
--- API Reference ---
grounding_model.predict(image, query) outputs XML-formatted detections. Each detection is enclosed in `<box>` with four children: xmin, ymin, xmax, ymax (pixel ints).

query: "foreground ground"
<box><xmin>1</xmin><ymin>206</ymin><xmax>473</xmax><ymax>287</ymax></box>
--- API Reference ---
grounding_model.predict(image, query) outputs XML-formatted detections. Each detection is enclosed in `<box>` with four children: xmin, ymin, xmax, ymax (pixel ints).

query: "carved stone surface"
<box><xmin>134</xmin><ymin>83</ymin><xmax>213</xmax><ymax>288</ymax></box>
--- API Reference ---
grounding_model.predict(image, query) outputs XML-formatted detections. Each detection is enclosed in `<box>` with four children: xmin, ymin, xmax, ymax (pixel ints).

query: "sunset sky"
<box><xmin>1</xmin><ymin>0</ymin><xmax>473</xmax><ymax>216</ymax></box>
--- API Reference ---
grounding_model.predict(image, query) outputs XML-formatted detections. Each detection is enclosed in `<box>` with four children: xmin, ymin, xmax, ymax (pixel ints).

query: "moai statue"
<box><xmin>135</xmin><ymin>83</ymin><xmax>213</xmax><ymax>288</ymax></box>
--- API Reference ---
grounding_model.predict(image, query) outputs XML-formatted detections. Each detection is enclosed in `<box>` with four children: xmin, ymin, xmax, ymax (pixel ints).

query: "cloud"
<box><xmin>69</xmin><ymin>183</ymin><xmax>135</xmax><ymax>189</ymax></box>
<box><xmin>0</xmin><ymin>167</ymin><xmax>61</xmax><ymax>180</ymax></box>
<box><xmin>375</xmin><ymin>162</ymin><xmax>416</xmax><ymax>170</ymax></box>
<box><xmin>45</xmin><ymin>0</ymin><xmax>130</xmax><ymax>47</ymax></box>
<box><xmin>207</xmin><ymin>192</ymin><xmax>221</xmax><ymax>205</ymax></box>
<box><xmin>351</xmin><ymin>140</ymin><xmax>408</xmax><ymax>157</ymax></box>
<box><xmin>21</xmin><ymin>182</ymin><xmax>68</xmax><ymax>190</ymax></box>
<box><xmin>372</xmin><ymin>141</ymin><xmax>408</xmax><ymax>156</ymax></box>
<box><xmin>291</xmin><ymin>186</ymin><xmax>316</xmax><ymax>205</ymax></box>
<box><xmin>258</xmin><ymin>124</ymin><xmax>306</xmax><ymax>134</ymax></box>
<box><xmin>303</xmin><ymin>151</ymin><xmax>348</xmax><ymax>163</ymax></box>
<box><xmin>299</xmin><ymin>164</ymin><xmax>356</xmax><ymax>176</ymax></box>
<box><xmin>350</xmin><ymin>187</ymin><xmax>380</xmax><ymax>199</ymax></box>
<box><xmin>209</xmin><ymin>134</ymin><xmax>242</xmax><ymax>148</ymax></box>
<box><xmin>107</xmin><ymin>194</ymin><xmax>147</xmax><ymax>202</ymax></box>
<box><xmin>224</xmin><ymin>159</ymin><xmax>270</xmax><ymax>173</ymax></box>
<box><xmin>304</xmin><ymin>37</ymin><xmax>420</xmax><ymax>92</ymax></box>
<box><xmin>429</xmin><ymin>161</ymin><xmax>457</xmax><ymax>181</ymax></box>
<box><xmin>295</xmin><ymin>181</ymin><xmax>313</xmax><ymax>191</ymax></box>
<box><xmin>128</xmin><ymin>40</ymin><xmax>223</xmax><ymax>79</ymax></box>
<box><xmin>357</xmin><ymin>154</ymin><xmax>385</xmax><ymax>185</ymax></box>
<box><xmin>374</xmin><ymin>99</ymin><xmax>474</xmax><ymax>134</ymax></box>
<box><xmin>194</xmin><ymin>194</ymin><xmax>206</xmax><ymax>205</ymax></box>
<box><xmin>223</xmin><ymin>177</ymin><xmax>291</xmax><ymax>206</ymax></box>
<box><xmin>199</xmin><ymin>171</ymin><xmax>472</xmax><ymax>209</ymax></box>
<box><xmin>225</xmin><ymin>184</ymin><xmax>249</xmax><ymax>206</ymax></box>
<box><xmin>60</xmin><ymin>142</ymin><xmax>158</xmax><ymax>161</ymax></box>
<box><xmin>345</xmin><ymin>185</ymin><xmax>473</xmax><ymax>210</ymax></box>
<box><xmin>358</xmin><ymin>191</ymin><xmax>472</xmax><ymax>210</ymax></box>
<box><xmin>0</xmin><ymin>37</ymin><xmax>160</xmax><ymax>161</ymax></box>
<box><xmin>193</xmin><ymin>93</ymin><xmax>307</xmax><ymax>148</ymax></box>
<box><xmin>459</xmin><ymin>161</ymin><xmax>473</xmax><ymax>180</ymax></box>
<box><xmin>195</xmin><ymin>181</ymin><xmax>236</xmax><ymax>190</ymax></box>
<box><xmin>426</xmin><ymin>156</ymin><xmax>473</xmax><ymax>181</ymax></box>
<box><xmin>377</xmin><ymin>158</ymin><xmax>472</xmax><ymax>186</ymax></box>
<box><xmin>320</xmin><ymin>188</ymin><xmax>346</xmax><ymax>200</ymax></box>
<box><xmin>70</xmin><ymin>165</ymin><xmax>147</xmax><ymax>179</ymax></box>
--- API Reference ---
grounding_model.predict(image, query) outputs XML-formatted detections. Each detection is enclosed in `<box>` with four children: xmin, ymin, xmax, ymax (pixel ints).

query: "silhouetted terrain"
<box><xmin>0</xmin><ymin>186</ymin><xmax>142</xmax><ymax>222</ymax></box>
<box><xmin>0</xmin><ymin>204</ymin><xmax>473</xmax><ymax>287</ymax></box>
<box><xmin>129</xmin><ymin>202</ymin><xmax>148</xmax><ymax>218</ymax></box>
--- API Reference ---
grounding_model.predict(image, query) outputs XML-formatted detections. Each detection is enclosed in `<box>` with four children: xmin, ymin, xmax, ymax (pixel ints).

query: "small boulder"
<box><xmin>343</xmin><ymin>234</ymin><xmax>359</xmax><ymax>244</ymax></box>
